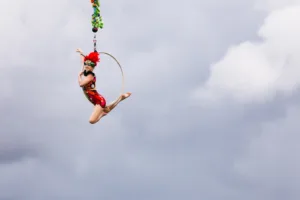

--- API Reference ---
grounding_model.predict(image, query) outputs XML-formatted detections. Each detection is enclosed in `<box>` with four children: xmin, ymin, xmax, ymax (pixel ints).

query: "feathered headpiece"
<box><xmin>84</xmin><ymin>52</ymin><xmax>100</xmax><ymax>67</ymax></box>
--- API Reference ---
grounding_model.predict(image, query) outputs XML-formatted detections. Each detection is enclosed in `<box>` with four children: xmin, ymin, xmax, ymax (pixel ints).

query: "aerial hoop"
<box><xmin>79</xmin><ymin>51</ymin><xmax>125</xmax><ymax>98</ymax></box>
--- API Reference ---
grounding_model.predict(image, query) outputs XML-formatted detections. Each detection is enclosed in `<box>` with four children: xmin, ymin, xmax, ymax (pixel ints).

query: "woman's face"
<box><xmin>84</xmin><ymin>65</ymin><xmax>93</xmax><ymax>71</ymax></box>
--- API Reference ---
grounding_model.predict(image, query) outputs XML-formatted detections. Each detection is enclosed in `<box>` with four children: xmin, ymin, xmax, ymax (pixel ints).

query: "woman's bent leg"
<box><xmin>89</xmin><ymin>104</ymin><xmax>105</xmax><ymax>124</ymax></box>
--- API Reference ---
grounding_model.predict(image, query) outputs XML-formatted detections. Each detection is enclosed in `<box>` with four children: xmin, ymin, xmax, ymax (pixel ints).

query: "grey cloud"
<box><xmin>233</xmin><ymin>104</ymin><xmax>300</xmax><ymax>200</ymax></box>
<box><xmin>2</xmin><ymin>0</ymin><xmax>296</xmax><ymax>200</ymax></box>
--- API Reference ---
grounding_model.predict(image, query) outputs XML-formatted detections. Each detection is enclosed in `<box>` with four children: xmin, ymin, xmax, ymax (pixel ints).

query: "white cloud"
<box><xmin>192</xmin><ymin>4</ymin><xmax>300</xmax><ymax>104</ymax></box>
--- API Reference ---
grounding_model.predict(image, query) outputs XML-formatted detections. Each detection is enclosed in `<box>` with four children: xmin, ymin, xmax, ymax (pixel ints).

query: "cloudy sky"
<box><xmin>1</xmin><ymin>0</ymin><xmax>300</xmax><ymax>199</ymax></box>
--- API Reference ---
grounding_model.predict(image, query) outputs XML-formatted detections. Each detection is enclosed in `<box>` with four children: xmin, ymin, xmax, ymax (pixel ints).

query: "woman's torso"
<box><xmin>83</xmin><ymin>71</ymin><xmax>96</xmax><ymax>91</ymax></box>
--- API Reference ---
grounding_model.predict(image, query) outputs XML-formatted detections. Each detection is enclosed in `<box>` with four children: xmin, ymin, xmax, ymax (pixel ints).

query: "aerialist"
<box><xmin>76</xmin><ymin>48</ymin><xmax>131</xmax><ymax>124</ymax></box>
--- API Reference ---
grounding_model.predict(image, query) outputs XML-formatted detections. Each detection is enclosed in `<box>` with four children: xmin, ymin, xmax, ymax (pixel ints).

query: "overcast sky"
<box><xmin>1</xmin><ymin>0</ymin><xmax>300</xmax><ymax>199</ymax></box>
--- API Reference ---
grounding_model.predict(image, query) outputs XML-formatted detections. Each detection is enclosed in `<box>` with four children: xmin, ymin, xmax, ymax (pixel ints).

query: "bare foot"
<box><xmin>103</xmin><ymin>92</ymin><xmax>131</xmax><ymax>114</ymax></box>
<box><xmin>121</xmin><ymin>92</ymin><xmax>132</xmax><ymax>101</ymax></box>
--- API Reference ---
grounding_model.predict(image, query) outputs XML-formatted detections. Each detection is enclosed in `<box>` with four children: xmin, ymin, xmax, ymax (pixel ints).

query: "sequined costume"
<box><xmin>82</xmin><ymin>70</ymin><xmax>106</xmax><ymax>108</ymax></box>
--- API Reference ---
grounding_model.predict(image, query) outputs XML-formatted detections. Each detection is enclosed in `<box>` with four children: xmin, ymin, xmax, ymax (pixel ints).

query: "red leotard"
<box><xmin>82</xmin><ymin>72</ymin><xmax>106</xmax><ymax>108</ymax></box>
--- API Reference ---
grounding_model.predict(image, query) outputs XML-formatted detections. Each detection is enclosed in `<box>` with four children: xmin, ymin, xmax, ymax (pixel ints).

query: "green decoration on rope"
<box><xmin>91</xmin><ymin>0</ymin><xmax>103</xmax><ymax>32</ymax></box>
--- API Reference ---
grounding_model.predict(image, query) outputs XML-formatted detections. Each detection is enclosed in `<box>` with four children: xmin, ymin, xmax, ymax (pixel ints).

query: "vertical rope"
<box><xmin>93</xmin><ymin>34</ymin><xmax>97</xmax><ymax>52</ymax></box>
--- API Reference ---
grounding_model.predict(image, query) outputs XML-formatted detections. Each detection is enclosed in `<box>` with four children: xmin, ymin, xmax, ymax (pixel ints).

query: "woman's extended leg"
<box><xmin>90</xmin><ymin>92</ymin><xmax>131</xmax><ymax>124</ymax></box>
<box><xmin>89</xmin><ymin>104</ymin><xmax>105</xmax><ymax>124</ymax></box>
<box><xmin>103</xmin><ymin>92</ymin><xmax>131</xmax><ymax>114</ymax></box>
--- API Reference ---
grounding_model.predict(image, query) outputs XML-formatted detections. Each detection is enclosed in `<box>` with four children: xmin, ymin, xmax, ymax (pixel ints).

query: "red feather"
<box><xmin>84</xmin><ymin>52</ymin><xmax>100</xmax><ymax>66</ymax></box>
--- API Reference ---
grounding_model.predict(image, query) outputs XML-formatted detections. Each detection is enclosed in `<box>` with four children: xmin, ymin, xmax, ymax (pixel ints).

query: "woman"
<box><xmin>76</xmin><ymin>48</ymin><xmax>131</xmax><ymax>124</ymax></box>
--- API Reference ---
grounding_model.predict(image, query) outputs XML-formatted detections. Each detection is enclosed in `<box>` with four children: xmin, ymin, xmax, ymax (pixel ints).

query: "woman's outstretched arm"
<box><xmin>76</xmin><ymin>48</ymin><xmax>85</xmax><ymax>67</ymax></box>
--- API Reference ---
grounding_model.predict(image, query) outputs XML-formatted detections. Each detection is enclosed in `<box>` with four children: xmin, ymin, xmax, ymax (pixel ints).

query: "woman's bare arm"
<box><xmin>78</xmin><ymin>74</ymin><xmax>94</xmax><ymax>87</ymax></box>
<box><xmin>76</xmin><ymin>48</ymin><xmax>85</xmax><ymax>67</ymax></box>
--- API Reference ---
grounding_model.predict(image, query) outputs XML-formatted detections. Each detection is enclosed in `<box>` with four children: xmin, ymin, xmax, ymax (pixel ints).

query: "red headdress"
<box><xmin>84</xmin><ymin>51</ymin><xmax>100</xmax><ymax>67</ymax></box>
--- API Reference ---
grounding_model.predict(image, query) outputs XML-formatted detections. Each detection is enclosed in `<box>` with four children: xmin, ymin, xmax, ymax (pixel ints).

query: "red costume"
<box><xmin>82</xmin><ymin>52</ymin><xmax>106</xmax><ymax>108</ymax></box>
